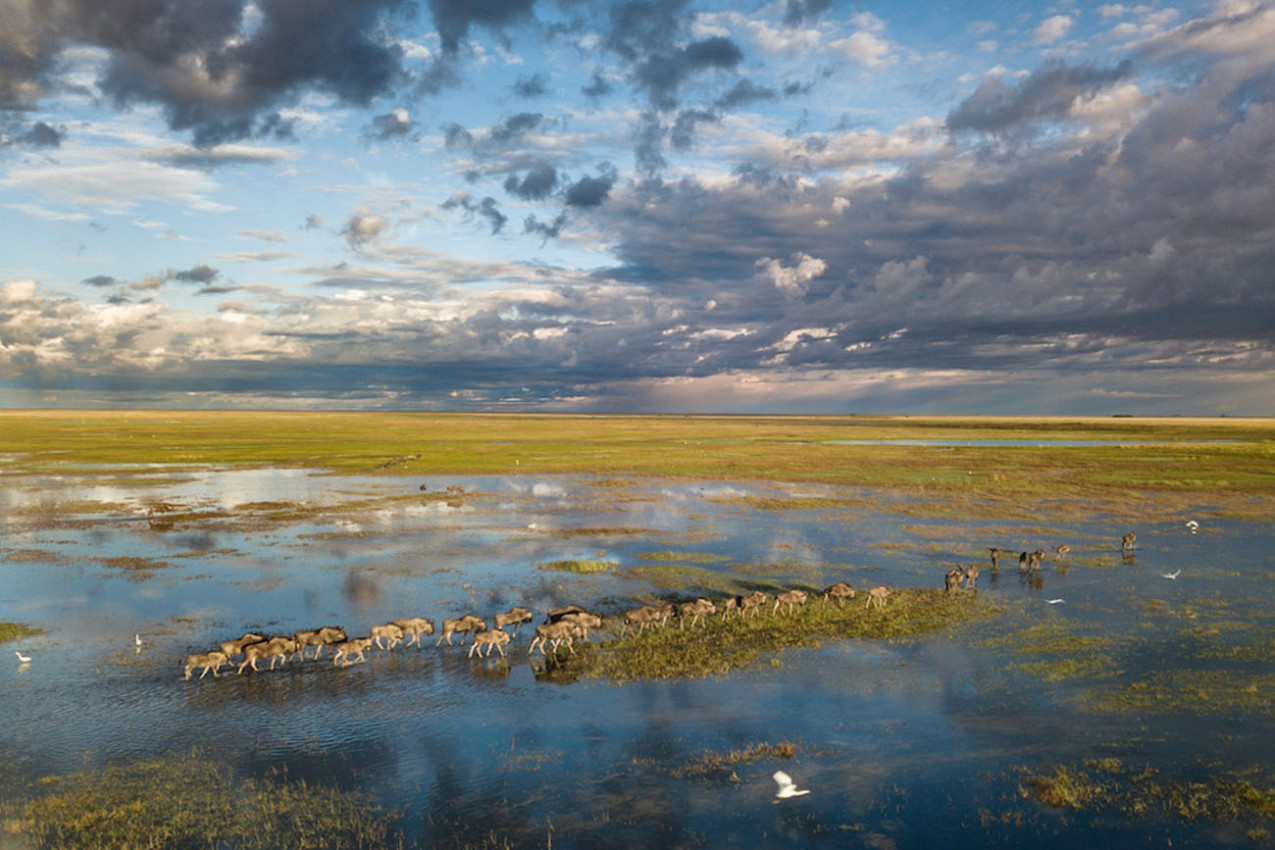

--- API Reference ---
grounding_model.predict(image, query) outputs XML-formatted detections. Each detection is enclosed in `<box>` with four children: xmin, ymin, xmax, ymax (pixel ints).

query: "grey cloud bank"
<box><xmin>0</xmin><ymin>0</ymin><xmax>1272</xmax><ymax>414</ymax></box>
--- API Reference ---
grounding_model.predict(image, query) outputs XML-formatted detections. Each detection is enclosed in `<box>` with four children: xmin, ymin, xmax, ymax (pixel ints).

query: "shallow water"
<box><xmin>1</xmin><ymin>470</ymin><xmax>1272</xmax><ymax>848</ymax></box>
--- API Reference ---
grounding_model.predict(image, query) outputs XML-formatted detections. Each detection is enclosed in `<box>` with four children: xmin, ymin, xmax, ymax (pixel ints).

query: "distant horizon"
<box><xmin>3</xmin><ymin>1</ymin><xmax>1273</xmax><ymax>415</ymax></box>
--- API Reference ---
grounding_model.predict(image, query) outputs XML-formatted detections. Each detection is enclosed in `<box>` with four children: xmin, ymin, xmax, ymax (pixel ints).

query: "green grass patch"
<box><xmin>548</xmin><ymin>588</ymin><xmax>998</xmax><ymax>682</ymax></box>
<box><xmin>1019</xmin><ymin>758</ymin><xmax>1275</xmax><ymax>826</ymax></box>
<box><xmin>537</xmin><ymin>558</ymin><xmax>616</xmax><ymax>574</ymax></box>
<box><xmin>672</xmin><ymin>742</ymin><xmax>798</xmax><ymax>780</ymax></box>
<box><xmin>0</xmin><ymin>621</ymin><xmax>44</xmax><ymax>643</ymax></box>
<box><xmin>12</xmin><ymin>750</ymin><xmax>400</xmax><ymax>850</ymax></box>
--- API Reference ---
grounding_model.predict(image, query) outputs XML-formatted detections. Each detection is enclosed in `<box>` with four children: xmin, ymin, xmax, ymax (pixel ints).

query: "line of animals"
<box><xmin>944</xmin><ymin>532</ymin><xmax>1140</xmax><ymax>595</ymax></box>
<box><xmin>181</xmin><ymin>581</ymin><xmax>893</xmax><ymax>681</ymax></box>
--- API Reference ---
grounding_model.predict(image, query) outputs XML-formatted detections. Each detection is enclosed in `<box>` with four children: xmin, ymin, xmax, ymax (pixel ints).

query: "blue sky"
<box><xmin>1</xmin><ymin>0</ymin><xmax>1272</xmax><ymax>413</ymax></box>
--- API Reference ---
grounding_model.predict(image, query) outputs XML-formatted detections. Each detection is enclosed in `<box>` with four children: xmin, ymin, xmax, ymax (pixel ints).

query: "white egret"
<box><xmin>14</xmin><ymin>650</ymin><xmax>31</xmax><ymax>663</ymax></box>
<box><xmin>773</xmin><ymin>770</ymin><xmax>810</xmax><ymax>800</ymax></box>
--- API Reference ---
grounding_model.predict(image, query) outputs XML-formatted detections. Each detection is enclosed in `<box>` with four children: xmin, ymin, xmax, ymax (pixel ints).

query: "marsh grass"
<box><xmin>0</xmin><ymin>621</ymin><xmax>43</xmax><ymax>643</ymax></box>
<box><xmin>1020</xmin><ymin>758</ymin><xmax>1275</xmax><ymax>827</ymax></box>
<box><xmin>537</xmin><ymin>558</ymin><xmax>615</xmax><ymax>574</ymax></box>
<box><xmin>551</xmin><ymin>588</ymin><xmax>997</xmax><ymax>682</ymax></box>
<box><xmin>16</xmin><ymin>750</ymin><xmax>400</xmax><ymax>850</ymax></box>
<box><xmin>672</xmin><ymin>742</ymin><xmax>798</xmax><ymax>780</ymax></box>
<box><xmin>2</xmin><ymin>413</ymin><xmax>1272</xmax><ymax>523</ymax></box>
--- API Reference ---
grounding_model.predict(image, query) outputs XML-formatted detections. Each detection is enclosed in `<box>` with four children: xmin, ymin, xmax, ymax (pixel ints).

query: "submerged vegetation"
<box><xmin>1018</xmin><ymin>758</ymin><xmax>1275</xmax><ymax>832</ymax></box>
<box><xmin>553</xmin><ymin>588</ymin><xmax>997</xmax><ymax>682</ymax></box>
<box><xmin>10</xmin><ymin>750</ymin><xmax>400</xmax><ymax>850</ymax></box>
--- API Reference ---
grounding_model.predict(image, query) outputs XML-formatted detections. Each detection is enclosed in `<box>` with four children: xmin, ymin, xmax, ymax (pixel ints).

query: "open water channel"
<box><xmin>1</xmin><ymin>466</ymin><xmax>1272</xmax><ymax>848</ymax></box>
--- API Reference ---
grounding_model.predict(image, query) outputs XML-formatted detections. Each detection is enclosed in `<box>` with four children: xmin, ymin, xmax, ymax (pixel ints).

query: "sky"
<box><xmin>1</xmin><ymin>0</ymin><xmax>1273</xmax><ymax>414</ymax></box>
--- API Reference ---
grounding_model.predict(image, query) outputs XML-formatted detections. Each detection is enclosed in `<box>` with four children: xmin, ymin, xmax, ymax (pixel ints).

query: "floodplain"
<box><xmin>1</xmin><ymin>412</ymin><xmax>1273</xmax><ymax>849</ymax></box>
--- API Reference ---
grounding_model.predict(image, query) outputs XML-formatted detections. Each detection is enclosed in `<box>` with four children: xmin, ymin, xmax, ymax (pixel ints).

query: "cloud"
<box><xmin>369</xmin><ymin>107</ymin><xmax>413</xmax><ymax>140</ymax></box>
<box><xmin>2</xmin><ymin>121</ymin><xmax>64</xmax><ymax>148</ymax></box>
<box><xmin>1034</xmin><ymin>14</ymin><xmax>1075</xmax><ymax>44</ymax></box>
<box><xmin>170</xmin><ymin>264</ymin><xmax>219</xmax><ymax>285</ymax></box>
<box><xmin>512</xmin><ymin>72</ymin><xmax>548</xmax><ymax>98</ymax></box>
<box><xmin>754</xmin><ymin>252</ymin><xmax>827</xmax><ymax>297</ymax></box>
<box><xmin>3</xmin><ymin>0</ymin><xmax>416</xmax><ymax>145</ymax></box>
<box><xmin>947</xmin><ymin>60</ymin><xmax>1135</xmax><ymax>135</ymax></box>
<box><xmin>3</xmin><ymin>159</ymin><xmax>233</xmax><ymax>212</ymax></box>
<box><xmin>342</xmin><ymin>210</ymin><xmax>390</xmax><ymax>247</ymax></box>
<box><xmin>441</xmin><ymin>191</ymin><xmax>507</xmax><ymax>234</ymax></box>
<box><xmin>716</xmin><ymin>78</ymin><xmax>777</xmax><ymax>110</ymax></box>
<box><xmin>782</xmin><ymin>0</ymin><xmax>833</xmax><ymax>28</ymax></box>
<box><xmin>564</xmin><ymin>171</ymin><xmax>616</xmax><ymax>207</ymax></box>
<box><xmin>503</xmin><ymin>162</ymin><xmax>558</xmax><ymax>200</ymax></box>
<box><xmin>428</xmin><ymin>0</ymin><xmax>537</xmax><ymax>55</ymax></box>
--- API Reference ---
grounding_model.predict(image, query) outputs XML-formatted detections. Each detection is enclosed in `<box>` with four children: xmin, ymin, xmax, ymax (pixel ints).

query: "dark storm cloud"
<box><xmin>2</xmin><ymin>0</ymin><xmax>412</xmax><ymax>145</ymax></box>
<box><xmin>633</xmin><ymin>111</ymin><xmax>666</xmax><ymax>175</ymax></box>
<box><xmin>783</xmin><ymin>0</ymin><xmax>833</xmax><ymax>28</ymax></box>
<box><xmin>563</xmin><ymin>170</ymin><xmax>616</xmax><ymax>207</ymax></box>
<box><xmin>6</xmin><ymin>121</ymin><xmax>65</xmax><ymax>148</ymax></box>
<box><xmin>503</xmin><ymin>162</ymin><xmax>558</xmax><ymax>200</ymax></box>
<box><xmin>82</xmin><ymin>275</ymin><xmax>117</xmax><ymax>288</ymax></box>
<box><xmin>947</xmin><ymin>60</ymin><xmax>1135</xmax><ymax>136</ymax></box>
<box><xmin>581</xmin><ymin>71</ymin><xmax>613</xmax><ymax>98</ymax></box>
<box><xmin>716</xmin><ymin>79</ymin><xmax>777</xmax><ymax>110</ymax></box>
<box><xmin>427</xmin><ymin>0</ymin><xmax>537</xmax><ymax>55</ymax></box>
<box><xmin>441</xmin><ymin>191</ymin><xmax>507</xmax><ymax>234</ymax></box>
<box><xmin>368</xmin><ymin>108</ymin><xmax>413</xmax><ymax>140</ymax></box>
<box><xmin>604</xmin><ymin>0</ymin><xmax>743</xmax><ymax>110</ymax></box>
<box><xmin>670</xmin><ymin>108</ymin><xmax>718</xmax><ymax>150</ymax></box>
<box><xmin>170</xmin><ymin>264</ymin><xmax>219</xmax><ymax>285</ymax></box>
<box><xmin>488</xmin><ymin>112</ymin><xmax>544</xmax><ymax>146</ymax></box>
<box><xmin>512</xmin><ymin>72</ymin><xmax>548</xmax><ymax>98</ymax></box>
<box><xmin>442</xmin><ymin>113</ymin><xmax>548</xmax><ymax>159</ymax></box>
<box><xmin>523</xmin><ymin>212</ymin><xmax>567</xmax><ymax>241</ymax></box>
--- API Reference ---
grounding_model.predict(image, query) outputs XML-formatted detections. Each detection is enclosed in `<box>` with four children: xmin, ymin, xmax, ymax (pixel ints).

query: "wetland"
<box><xmin>1</xmin><ymin>412</ymin><xmax>1274</xmax><ymax>848</ymax></box>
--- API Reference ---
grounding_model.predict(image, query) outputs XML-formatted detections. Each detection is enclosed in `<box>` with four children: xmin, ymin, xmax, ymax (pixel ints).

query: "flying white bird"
<box><xmin>1163</xmin><ymin>570</ymin><xmax>1181</xmax><ymax>580</ymax></box>
<box><xmin>1045</xmin><ymin>599</ymin><xmax>1065</xmax><ymax>605</ymax></box>
<box><xmin>773</xmin><ymin>770</ymin><xmax>810</xmax><ymax>800</ymax></box>
<box><xmin>14</xmin><ymin>650</ymin><xmax>31</xmax><ymax>663</ymax></box>
<box><xmin>1185</xmin><ymin>520</ymin><xmax>1199</xmax><ymax>534</ymax></box>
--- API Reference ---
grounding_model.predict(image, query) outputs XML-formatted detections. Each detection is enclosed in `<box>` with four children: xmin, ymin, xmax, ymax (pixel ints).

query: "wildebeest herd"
<box><xmin>943</xmin><ymin>533</ymin><xmax>1139</xmax><ymax>596</ymax></box>
<box><xmin>181</xmin><ymin>582</ymin><xmax>894</xmax><ymax>682</ymax></box>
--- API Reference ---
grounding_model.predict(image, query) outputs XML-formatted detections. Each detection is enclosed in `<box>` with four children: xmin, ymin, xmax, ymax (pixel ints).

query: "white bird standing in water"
<box><xmin>135</xmin><ymin>634</ymin><xmax>142</xmax><ymax>647</ymax></box>
<box><xmin>773</xmin><ymin>770</ymin><xmax>810</xmax><ymax>800</ymax></box>
<box><xmin>15</xmin><ymin>650</ymin><xmax>31</xmax><ymax>663</ymax></box>
<box><xmin>1045</xmin><ymin>599</ymin><xmax>1065</xmax><ymax>605</ymax></box>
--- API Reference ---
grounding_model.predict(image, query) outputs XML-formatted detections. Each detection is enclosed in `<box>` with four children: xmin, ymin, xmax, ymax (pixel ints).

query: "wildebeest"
<box><xmin>494</xmin><ymin>607</ymin><xmax>533</xmax><ymax>634</ymax></box>
<box><xmin>865</xmin><ymin>586</ymin><xmax>890</xmax><ymax>610</ymax></box>
<box><xmin>1121</xmin><ymin>532</ymin><xmax>1137</xmax><ymax>551</ymax></box>
<box><xmin>678</xmin><ymin>598</ymin><xmax>716</xmax><ymax>629</ymax></box>
<box><xmin>823</xmin><ymin>582</ymin><xmax>856</xmax><ymax>606</ymax></box>
<box><xmin>436</xmin><ymin>615</ymin><xmax>486</xmax><ymax>646</ymax></box>
<box><xmin>620</xmin><ymin>604</ymin><xmax>663</xmax><ymax>636</ymax></box>
<box><xmin>468</xmin><ymin>628</ymin><xmax>512</xmax><ymax>658</ymax></box>
<box><xmin>988</xmin><ymin>546</ymin><xmax>1000</xmax><ymax>570</ymax></box>
<box><xmin>183</xmin><ymin>650</ymin><xmax>229</xmax><ymax>680</ymax></box>
<box><xmin>963</xmin><ymin>563</ymin><xmax>980</xmax><ymax>590</ymax></box>
<box><xmin>557</xmin><ymin>610</ymin><xmax>602</xmax><ymax>639</ymax></box>
<box><xmin>772</xmin><ymin>589</ymin><xmax>808</xmax><ymax>617</ymax></box>
<box><xmin>332</xmin><ymin>637</ymin><xmax>375</xmax><ymax>666</ymax></box>
<box><xmin>391</xmin><ymin>617</ymin><xmax>435</xmax><ymax>647</ymax></box>
<box><xmin>219</xmin><ymin>633</ymin><xmax>265</xmax><ymax>659</ymax></box>
<box><xmin>944</xmin><ymin>567</ymin><xmax>964</xmax><ymax>595</ymax></box>
<box><xmin>546</xmin><ymin>604</ymin><xmax>588</xmax><ymax>623</ymax></box>
<box><xmin>738</xmin><ymin>591</ymin><xmax>767</xmax><ymax>619</ymax></box>
<box><xmin>370</xmin><ymin>623</ymin><xmax>404</xmax><ymax>650</ymax></box>
<box><xmin>237</xmin><ymin>636</ymin><xmax>298</xmax><ymax>674</ymax></box>
<box><xmin>529</xmin><ymin>620</ymin><xmax>583</xmax><ymax>655</ymax></box>
<box><xmin>294</xmin><ymin>626</ymin><xmax>347</xmax><ymax>660</ymax></box>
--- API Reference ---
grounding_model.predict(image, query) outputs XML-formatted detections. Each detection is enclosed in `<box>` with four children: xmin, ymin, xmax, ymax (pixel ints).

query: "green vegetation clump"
<box><xmin>537</xmin><ymin>558</ymin><xmax>616</xmax><ymax>574</ymax></box>
<box><xmin>15</xmin><ymin>750</ymin><xmax>400</xmax><ymax>850</ymax></box>
<box><xmin>0</xmin><ymin>621</ymin><xmax>43</xmax><ymax>643</ymax></box>
<box><xmin>550</xmin><ymin>588</ymin><xmax>996</xmax><ymax>682</ymax></box>
<box><xmin>979</xmin><ymin>620</ymin><xmax>1119</xmax><ymax>684</ymax></box>
<box><xmin>1019</xmin><ymin>758</ymin><xmax>1275</xmax><ymax>827</ymax></box>
<box><xmin>673</xmin><ymin>742</ymin><xmax>798</xmax><ymax>780</ymax></box>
